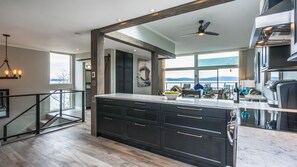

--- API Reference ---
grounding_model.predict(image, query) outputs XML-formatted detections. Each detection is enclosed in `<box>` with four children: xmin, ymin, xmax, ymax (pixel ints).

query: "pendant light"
<box><xmin>0</xmin><ymin>34</ymin><xmax>22</xmax><ymax>79</ymax></box>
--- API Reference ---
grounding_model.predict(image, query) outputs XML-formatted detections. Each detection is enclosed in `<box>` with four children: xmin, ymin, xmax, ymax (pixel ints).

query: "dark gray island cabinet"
<box><xmin>96</xmin><ymin>97</ymin><xmax>233</xmax><ymax>167</ymax></box>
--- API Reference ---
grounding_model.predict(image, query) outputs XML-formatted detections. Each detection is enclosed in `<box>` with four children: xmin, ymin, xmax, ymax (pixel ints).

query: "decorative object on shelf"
<box><xmin>0</xmin><ymin>34</ymin><xmax>22</xmax><ymax>79</ymax></box>
<box><xmin>137</xmin><ymin>58</ymin><xmax>151</xmax><ymax>87</ymax></box>
<box><xmin>240</xmin><ymin>80</ymin><xmax>256</xmax><ymax>95</ymax></box>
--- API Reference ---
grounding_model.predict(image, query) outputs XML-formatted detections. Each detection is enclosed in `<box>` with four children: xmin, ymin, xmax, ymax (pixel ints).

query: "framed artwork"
<box><xmin>137</xmin><ymin>58</ymin><xmax>151</xmax><ymax>87</ymax></box>
<box><xmin>0</xmin><ymin>89</ymin><xmax>9</xmax><ymax>119</ymax></box>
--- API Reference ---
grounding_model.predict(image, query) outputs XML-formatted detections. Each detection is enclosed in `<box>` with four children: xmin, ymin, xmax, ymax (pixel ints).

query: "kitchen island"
<box><xmin>95</xmin><ymin>93</ymin><xmax>297</xmax><ymax>167</ymax></box>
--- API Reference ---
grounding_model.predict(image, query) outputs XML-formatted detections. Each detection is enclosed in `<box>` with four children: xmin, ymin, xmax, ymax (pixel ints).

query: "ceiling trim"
<box><xmin>176</xmin><ymin>47</ymin><xmax>249</xmax><ymax>56</ymax></box>
<box><xmin>95</xmin><ymin>0</ymin><xmax>234</xmax><ymax>34</ymax></box>
<box><xmin>105</xmin><ymin>32</ymin><xmax>176</xmax><ymax>58</ymax></box>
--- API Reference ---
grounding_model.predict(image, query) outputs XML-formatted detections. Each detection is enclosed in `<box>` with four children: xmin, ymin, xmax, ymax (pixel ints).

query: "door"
<box><xmin>116</xmin><ymin>50</ymin><xmax>133</xmax><ymax>93</ymax></box>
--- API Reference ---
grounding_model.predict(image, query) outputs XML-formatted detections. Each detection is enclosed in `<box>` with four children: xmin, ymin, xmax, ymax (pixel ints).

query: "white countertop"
<box><xmin>95</xmin><ymin>93</ymin><xmax>297</xmax><ymax>113</ymax></box>
<box><xmin>236</xmin><ymin>126</ymin><xmax>297</xmax><ymax>167</ymax></box>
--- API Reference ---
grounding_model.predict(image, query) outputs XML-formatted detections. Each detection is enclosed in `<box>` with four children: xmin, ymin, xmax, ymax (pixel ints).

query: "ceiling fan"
<box><xmin>181</xmin><ymin>20</ymin><xmax>219</xmax><ymax>37</ymax></box>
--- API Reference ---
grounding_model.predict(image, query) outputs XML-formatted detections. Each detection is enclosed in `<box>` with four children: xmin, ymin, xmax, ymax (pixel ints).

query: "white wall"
<box><xmin>0</xmin><ymin>45</ymin><xmax>51</xmax><ymax>138</ymax></box>
<box><xmin>118</xmin><ymin>25</ymin><xmax>175</xmax><ymax>53</ymax></box>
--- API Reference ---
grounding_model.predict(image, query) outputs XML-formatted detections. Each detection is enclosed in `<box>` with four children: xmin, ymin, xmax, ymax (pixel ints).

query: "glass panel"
<box><xmin>198</xmin><ymin>51</ymin><xmax>239</xmax><ymax>67</ymax></box>
<box><xmin>218</xmin><ymin>68</ymin><xmax>239</xmax><ymax>88</ymax></box>
<box><xmin>6</xmin><ymin>96</ymin><xmax>36</xmax><ymax>137</ymax></box>
<box><xmin>270</xmin><ymin>72</ymin><xmax>279</xmax><ymax>81</ymax></box>
<box><xmin>50</xmin><ymin>53</ymin><xmax>71</xmax><ymax>84</ymax></box>
<box><xmin>199</xmin><ymin>70</ymin><xmax>218</xmax><ymax>88</ymax></box>
<box><xmin>164</xmin><ymin>70</ymin><xmax>194</xmax><ymax>91</ymax></box>
<box><xmin>165</xmin><ymin>55</ymin><xmax>194</xmax><ymax>69</ymax></box>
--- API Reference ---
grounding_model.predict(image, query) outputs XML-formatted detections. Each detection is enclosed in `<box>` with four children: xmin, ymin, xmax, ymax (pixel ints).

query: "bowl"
<box><xmin>164</xmin><ymin>93</ymin><xmax>179</xmax><ymax>100</ymax></box>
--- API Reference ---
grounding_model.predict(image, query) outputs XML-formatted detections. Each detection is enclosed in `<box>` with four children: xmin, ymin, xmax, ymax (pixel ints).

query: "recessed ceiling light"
<box><xmin>117</xmin><ymin>18</ymin><xmax>122</xmax><ymax>22</ymax></box>
<box><xmin>76</xmin><ymin>48</ymin><xmax>80</xmax><ymax>51</ymax></box>
<box><xmin>133</xmin><ymin>49</ymin><xmax>137</xmax><ymax>52</ymax></box>
<box><xmin>150</xmin><ymin>9</ymin><xmax>156</xmax><ymax>13</ymax></box>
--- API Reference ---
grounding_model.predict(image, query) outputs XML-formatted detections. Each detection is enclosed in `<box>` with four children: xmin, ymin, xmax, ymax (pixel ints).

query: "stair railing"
<box><xmin>1</xmin><ymin>90</ymin><xmax>85</xmax><ymax>142</ymax></box>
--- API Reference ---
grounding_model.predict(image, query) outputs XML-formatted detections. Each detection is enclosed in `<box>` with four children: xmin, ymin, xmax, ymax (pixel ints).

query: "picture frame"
<box><xmin>0</xmin><ymin>89</ymin><xmax>9</xmax><ymax>119</ymax></box>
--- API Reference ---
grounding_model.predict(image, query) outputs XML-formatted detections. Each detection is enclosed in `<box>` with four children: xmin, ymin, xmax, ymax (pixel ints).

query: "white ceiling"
<box><xmin>0</xmin><ymin>0</ymin><xmax>193</xmax><ymax>54</ymax></box>
<box><xmin>144</xmin><ymin>0</ymin><xmax>260</xmax><ymax>54</ymax></box>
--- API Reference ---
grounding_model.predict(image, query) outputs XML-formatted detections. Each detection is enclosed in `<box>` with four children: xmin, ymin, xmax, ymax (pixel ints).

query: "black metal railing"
<box><xmin>0</xmin><ymin>90</ymin><xmax>85</xmax><ymax>142</ymax></box>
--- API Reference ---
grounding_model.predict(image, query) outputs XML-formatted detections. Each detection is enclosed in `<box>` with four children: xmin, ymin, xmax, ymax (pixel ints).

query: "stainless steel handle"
<box><xmin>103</xmin><ymin>117</ymin><xmax>113</xmax><ymax>121</ymax></box>
<box><xmin>177</xmin><ymin>114</ymin><xmax>202</xmax><ymax>120</ymax></box>
<box><xmin>227</xmin><ymin>124</ymin><xmax>234</xmax><ymax>146</ymax></box>
<box><xmin>103</xmin><ymin>105</ymin><xmax>113</xmax><ymax>108</ymax></box>
<box><xmin>104</xmin><ymin>99</ymin><xmax>113</xmax><ymax>102</ymax></box>
<box><xmin>134</xmin><ymin>109</ymin><xmax>146</xmax><ymax>112</ymax></box>
<box><xmin>177</xmin><ymin>131</ymin><xmax>203</xmax><ymax>138</ymax></box>
<box><xmin>134</xmin><ymin>123</ymin><xmax>146</xmax><ymax>127</ymax></box>
<box><xmin>135</xmin><ymin>102</ymin><xmax>146</xmax><ymax>105</ymax></box>
<box><xmin>177</xmin><ymin>107</ymin><xmax>203</xmax><ymax>111</ymax></box>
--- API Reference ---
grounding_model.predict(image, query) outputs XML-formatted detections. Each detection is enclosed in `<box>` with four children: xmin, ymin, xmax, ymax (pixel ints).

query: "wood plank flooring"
<box><xmin>0</xmin><ymin>110</ymin><xmax>193</xmax><ymax>167</ymax></box>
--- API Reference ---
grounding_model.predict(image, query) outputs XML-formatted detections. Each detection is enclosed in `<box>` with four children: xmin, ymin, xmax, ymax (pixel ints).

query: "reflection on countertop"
<box><xmin>236</xmin><ymin>126</ymin><xmax>297</xmax><ymax>167</ymax></box>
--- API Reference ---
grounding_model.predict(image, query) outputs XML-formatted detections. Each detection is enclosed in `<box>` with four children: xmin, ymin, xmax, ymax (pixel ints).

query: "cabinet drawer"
<box><xmin>98</xmin><ymin>116</ymin><xmax>123</xmax><ymax>138</ymax></box>
<box><xmin>98</xmin><ymin>104</ymin><xmax>124</xmax><ymax>118</ymax></box>
<box><xmin>126</xmin><ymin>108</ymin><xmax>159</xmax><ymax>124</ymax></box>
<box><xmin>164</xmin><ymin>112</ymin><xmax>226</xmax><ymax>137</ymax></box>
<box><xmin>162</xmin><ymin>104</ymin><xmax>226</xmax><ymax>119</ymax></box>
<box><xmin>98</xmin><ymin>98</ymin><xmax>127</xmax><ymax>106</ymax></box>
<box><xmin>130</xmin><ymin>101</ymin><xmax>161</xmax><ymax>110</ymax></box>
<box><xmin>126</xmin><ymin>121</ymin><xmax>160</xmax><ymax>148</ymax></box>
<box><xmin>163</xmin><ymin>128</ymin><xmax>226</xmax><ymax>166</ymax></box>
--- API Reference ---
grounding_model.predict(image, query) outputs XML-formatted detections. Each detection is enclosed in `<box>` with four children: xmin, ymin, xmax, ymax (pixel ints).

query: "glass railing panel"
<box><xmin>5</xmin><ymin>95</ymin><xmax>37</xmax><ymax>138</ymax></box>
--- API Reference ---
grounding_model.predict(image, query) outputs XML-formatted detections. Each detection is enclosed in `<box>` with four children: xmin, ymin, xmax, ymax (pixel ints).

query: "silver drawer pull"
<box><xmin>103</xmin><ymin>117</ymin><xmax>113</xmax><ymax>121</ymax></box>
<box><xmin>177</xmin><ymin>114</ymin><xmax>202</xmax><ymax>120</ymax></box>
<box><xmin>104</xmin><ymin>99</ymin><xmax>113</xmax><ymax>102</ymax></box>
<box><xmin>103</xmin><ymin>105</ymin><xmax>113</xmax><ymax>108</ymax></box>
<box><xmin>177</xmin><ymin>107</ymin><xmax>203</xmax><ymax>111</ymax></box>
<box><xmin>135</xmin><ymin>102</ymin><xmax>146</xmax><ymax>105</ymax></box>
<box><xmin>134</xmin><ymin>123</ymin><xmax>146</xmax><ymax>127</ymax></box>
<box><xmin>177</xmin><ymin>131</ymin><xmax>203</xmax><ymax>138</ymax></box>
<box><xmin>134</xmin><ymin>109</ymin><xmax>146</xmax><ymax>112</ymax></box>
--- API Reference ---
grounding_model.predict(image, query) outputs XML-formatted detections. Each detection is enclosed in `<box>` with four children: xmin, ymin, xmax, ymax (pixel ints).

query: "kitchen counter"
<box><xmin>95</xmin><ymin>93</ymin><xmax>297</xmax><ymax>113</ymax></box>
<box><xmin>236</xmin><ymin>126</ymin><xmax>297</xmax><ymax>167</ymax></box>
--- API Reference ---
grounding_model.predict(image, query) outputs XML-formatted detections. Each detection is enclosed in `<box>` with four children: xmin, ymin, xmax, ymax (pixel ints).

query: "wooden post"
<box><xmin>151</xmin><ymin>51</ymin><xmax>159</xmax><ymax>95</ymax></box>
<box><xmin>91</xmin><ymin>30</ymin><xmax>105</xmax><ymax>136</ymax></box>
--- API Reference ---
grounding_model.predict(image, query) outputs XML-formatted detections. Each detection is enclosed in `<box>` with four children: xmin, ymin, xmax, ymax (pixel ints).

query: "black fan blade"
<box><xmin>180</xmin><ymin>32</ymin><xmax>197</xmax><ymax>37</ymax></box>
<box><xmin>202</xmin><ymin>22</ymin><xmax>210</xmax><ymax>30</ymax></box>
<box><xmin>205</xmin><ymin>31</ymin><xmax>219</xmax><ymax>36</ymax></box>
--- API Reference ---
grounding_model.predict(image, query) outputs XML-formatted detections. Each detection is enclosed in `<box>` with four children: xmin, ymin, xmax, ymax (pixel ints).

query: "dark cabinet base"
<box><xmin>97</xmin><ymin>98</ymin><xmax>232</xmax><ymax>167</ymax></box>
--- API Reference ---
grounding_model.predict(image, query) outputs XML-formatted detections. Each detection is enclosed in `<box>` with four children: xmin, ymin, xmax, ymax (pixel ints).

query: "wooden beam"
<box><xmin>91</xmin><ymin>30</ymin><xmax>105</xmax><ymax>136</ymax></box>
<box><xmin>105</xmin><ymin>32</ymin><xmax>175</xmax><ymax>59</ymax></box>
<box><xmin>97</xmin><ymin>0</ymin><xmax>234</xmax><ymax>33</ymax></box>
<box><xmin>151</xmin><ymin>51</ymin><xmax>159</xmax><ymax>95</ymax></box>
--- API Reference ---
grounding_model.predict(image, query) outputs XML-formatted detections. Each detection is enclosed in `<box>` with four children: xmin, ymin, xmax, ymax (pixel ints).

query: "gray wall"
<box><xmin>0</xmin><ymin>45</ymin><xmax>51</xmax><ymax>138</ymax></box>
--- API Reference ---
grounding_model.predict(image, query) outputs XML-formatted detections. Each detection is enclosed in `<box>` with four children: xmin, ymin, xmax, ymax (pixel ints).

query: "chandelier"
<box><xmin>0</xmin><ymin>34</ymin><xmax>22</xmax><ymax>79</ymax></box>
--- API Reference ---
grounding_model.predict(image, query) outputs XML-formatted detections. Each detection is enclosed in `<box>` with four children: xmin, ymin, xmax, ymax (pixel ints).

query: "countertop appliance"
<box><xmin>265</xmin><ymin>80</ymin><xmax>296</xmax><ymax>107</ymax></box>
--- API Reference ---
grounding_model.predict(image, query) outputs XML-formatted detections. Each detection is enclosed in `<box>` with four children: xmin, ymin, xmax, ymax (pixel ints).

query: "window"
<box><xmin>50</xmin><ymin>90</ymin><xmax>72</xmax><ymax>111</ymax></box>
<box><xmin>50</xmin><ymin>53</ymin><xmax>72</xmax><ymax>84</ymax></box>
<box><xmin>164</xmin><ymin>51</ymin><xmax>239</xmax><ymax>91</ymax></box>
<box><xmin>165</xmin><ymin>55</ymin><xmax>194</xmax><ymax>69</ymax></box>
<box><xmin>270</xmin><ymin>72</ymin><xmax>280</xmax><ymax>81</ymax></box>
<box><xmin>165</xmin><ymin>70</ymin><xmax>194</xmax><ymax>90</ymax></box>
<box><xmin>198</xmin><ymin>51</ymin><xmax>239</xmax><ymax>67</ymax></box>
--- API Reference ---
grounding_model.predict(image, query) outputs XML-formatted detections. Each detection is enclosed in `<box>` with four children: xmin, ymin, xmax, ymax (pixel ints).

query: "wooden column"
<box><xmin>151</xmin><ymin>51</ymin><xmax>159</xmax><ymax>95</ymax></box>
<box><xmin>91</xmin><ymin>30</ymin><xmax>105</xmax><ymax>136</ymax></box>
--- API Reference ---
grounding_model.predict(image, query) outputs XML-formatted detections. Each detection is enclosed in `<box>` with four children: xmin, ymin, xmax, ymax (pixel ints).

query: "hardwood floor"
<box><xmin>0</xmin><ymin>110</ymin><xmax>193</xmax><ymax>167</ymax></box>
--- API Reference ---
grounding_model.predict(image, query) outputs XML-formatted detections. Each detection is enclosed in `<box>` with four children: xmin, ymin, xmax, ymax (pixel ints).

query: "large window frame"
<box><xmin>50</xmin><ymin>52</ymin><xmax>73</xmax><ymax>85</ymax></box>
<box><xmin>164</xmin><ymin>51</ymin><xmax>239</xmax><ymax>90</ymax></box>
